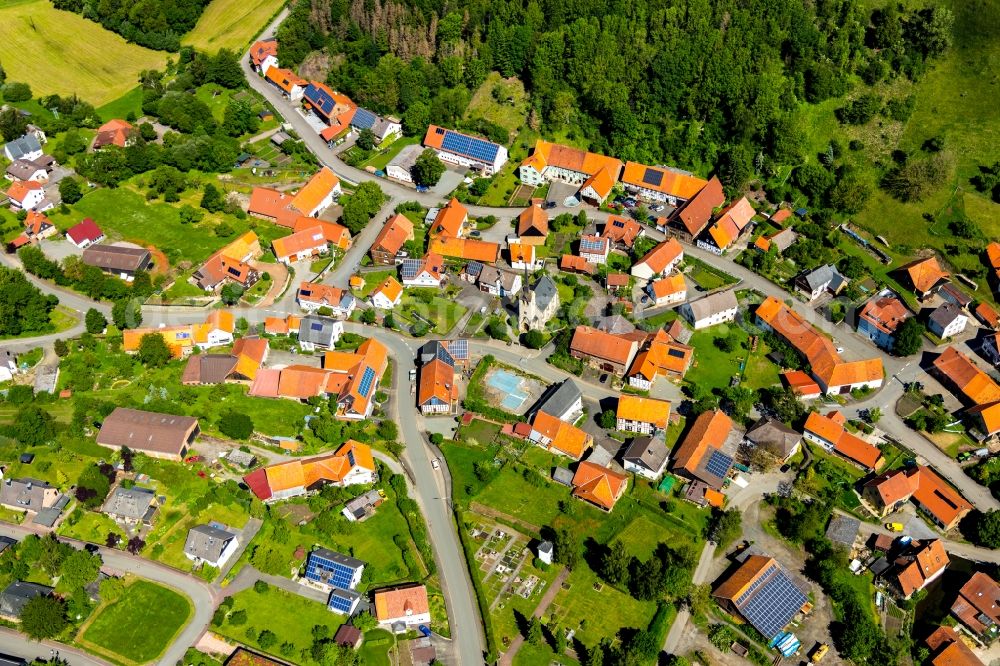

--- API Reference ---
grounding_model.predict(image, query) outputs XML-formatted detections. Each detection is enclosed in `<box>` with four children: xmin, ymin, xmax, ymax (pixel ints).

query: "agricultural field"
<box><xmin>0</xmin><ymin>0</ymin><xmax>167</xmax><ymax>105</ymax></box>
<box><xmin>79</xmin><ymin>580</ymin><xmax>192</xmax><ymax>663</ymax></box>
<box><xmin>182</xmin><ymin>0</ymin><xmax>286</xmax><ymax>52</ymax></box>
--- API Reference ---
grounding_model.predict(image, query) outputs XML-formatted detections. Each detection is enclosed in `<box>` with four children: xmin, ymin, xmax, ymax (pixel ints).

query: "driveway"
<box><xmin>432</xmin><ymin>168</ymin><xmax>465</xmax><ymax>197</ymax></box>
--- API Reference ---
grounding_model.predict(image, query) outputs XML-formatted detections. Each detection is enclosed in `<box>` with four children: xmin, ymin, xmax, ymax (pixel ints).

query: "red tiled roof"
<box><xmin>66</xmin><ymin>218</ymin><xmax>103</xmax><ymax>245</ymax></box>
<box><xmin>677</xmin><ymin>176</ymin><xmax>724</xmax><ymax>237</ymax></box>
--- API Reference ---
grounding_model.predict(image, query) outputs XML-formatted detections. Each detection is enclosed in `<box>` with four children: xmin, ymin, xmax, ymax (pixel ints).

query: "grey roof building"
<box><xmin>226</xmin><ymin>449</ymin><xmax>257</xmax><ymax>468</ymax></box>
<box><xmin>528</xmin><ymin>379</ymin><xmax>583</xmax><ymax>423</ymax></box>
<box><xmin>622</xmin><ymin>435</ymin><xmax>669</xmax><ymax>480</ymax></box>
<box><xmin>744</xmin><ymin>417</ymin><xmax>802</xmax><ymax>462</ymax></box>
<box><xmin>5</xmin><ymin>158</ymin><xmax>47</xmax><ymax>181</ymax></box>
<box><xmin>479</xmin><ymin>265</ymin><xmax>521</xmax><ymax>296</ymax></box>
<box><xmin>3</xmin><ymin>135</ymin><xmax>42</xmax><ymax>161</ymax></box>
<box><xmin>81</xmin><ymin>245</ymin><xmax>152</xmax><ymax>276</ymax></box>
<box><xmin>825</xmin><ymin>515</ymin><xmax>861</xmax><ymax>552</ymax></box>
<box><xmin>552</xmin><ymin>467</ymin><xmax>574</xmax><ymax>486</ymax></box>
<box><xmin>298</xmin><ymin>314</ymin><xmax>343</xmax><ymax>349</ymax></box>
<box><xmin>594</xmin><ymin>314</ymin><xmax>636</xmax><ymax>335</ymax></box>
<box><xmin>184</xmin><ymin>523</ymin><xmax>239</xmax><ymax>567</ymax></box>
<box><xmin>0</xmin><ymin>478</ymin><xmax>59</xmax><ymax>512</ymax></box>
<box><xmin>386</xmin><ymin>143</ymin><xmax>423</xmax><ymax>181</ymax></box>
<box><xmin>532</xmin><ymin>275</ymin><xmax>558</xmax><ymax>311</ymax></box>
<box><xmin>681</xmin><ymin>289</ymin><xmax>739</xmax><ymax>328</ymax></box>
<box><xmin>928</xmin><ymin>302</ymin><xmax>967</xmax><ymax>338</ymax></box>
<box><xmin>341</xmin><ymin>489</ymin><xmax>384</xmax><ymax>522</ymax></box>
<box><xmin>103</xmin><ymin>486</ymin><xmax>157</xmax><ymax>523</ymax></box>
<box><xmin>0</xmin><ymin>581</ymin><xmax>52</xmax><ymax>619</ymax></box>
<box><xmin>796</xmin><ymin>264</ymin><xmax>848</xmax><ymax>299</ymax></box>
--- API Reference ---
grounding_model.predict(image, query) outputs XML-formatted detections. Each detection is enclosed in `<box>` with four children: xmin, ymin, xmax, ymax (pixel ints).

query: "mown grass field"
<box><xmin>182</xmin><ymin>0</ymin><xmax>286</xmax><ymax>52</ymax></box>
<box><xmin>0</xmin><ymin>0</ymin><xmax>167</xmax><ymax>105</ymax></box>
<box><xmin>80</xmin><ymin>580</ymin><xmax>192</xmax><ymax>663</ymax></box>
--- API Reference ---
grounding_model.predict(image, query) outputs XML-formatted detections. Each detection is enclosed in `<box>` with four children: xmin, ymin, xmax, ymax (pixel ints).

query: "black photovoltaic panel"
<box><xmin>440</xmin><ymin>129</ymin><xmax>500</xmax><ymax>162</ymax></box>
<box><xmin>351</xmin><ymin>108</ymin><xmax>378</xmax><ymax>130</ymax></box>
<box><xmin>739</xmin><ymin>570</ymin><xmax>807</xmax><ymax>639</ymax></box>
<box><xmin>580</xmin><ymin>237</ymin><xmax>606</xmax><ymax>252</ymax></box>
<box><xmin>642</xmin><ymin>167</ymin><xmax>664</xmax><ymax>187</ymax></box>
<box><xmin>400</xmin><ymin>258</ymin><xmax>421</xmax><ymax>279</ymax></box>
<box><xmin>736</xmin><ymin>563</ymin><xmax>777</xmax><ymax>605</ymax></box>
<box><xmin>613</xmin><ymin>220</ymin><xmax>626</xmax><ymax>228</ymax></box>
<box><xmin>667</xmin><ymin>348</ymin><xmax>686</xmax><ymax>359</ymax></box>
<box><xmin>448</xmin><ymin>339</ymin><xmax>469</xmax><ymax>359</ymax></box>
<box><xmin>705</xmin><ymin>449</ymin><xmax>733</xmax><ymax>480</ymax></box>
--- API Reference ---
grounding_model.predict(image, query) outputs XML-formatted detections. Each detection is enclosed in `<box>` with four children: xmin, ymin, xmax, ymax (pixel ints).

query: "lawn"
<box><xmin>0</xmin><ymin>0</ymin><xmax>168</xmax><ymax>105</ymax></box>
<box><xmin>363</xmin><ymin>135</ymin><xmax>422</xmax><ymax>172</ymax></box>
<box><xmin>213</xmin><ymin>586</ymin><xmax>352</xmax><ymax>659</ymax></box>
<box><xmin>57</xmin><ymin>510</ymin><xmax>126</xmax><ymax>545</ymax></box>
<box><xmin>400</xmin><ymin>293</ymin><xmax>467</xmax><ymax>335</ymax></box>
<box><xmin>685</xmin><ymin>326</ymin><xmax>752</xmax><ymax>392</ymax></box>
<box><xmin>182</xmin><ymin>0</ymin><xmax>287</xmax><ymax>52</ymax></box>
<box><xmin>148</xmin><ymin>502</ymin><xmax>249</xmax><ymax>572</ymax></box>
<box><xmin>97</xmin><ymin>86</ymin><xmax>144</xmax><ymax>123</ymax></box>
<box><xmin>46</xmin><ymin>187</ymin><xmax>259</xmax><ymax>266</ymax></box>
<box><xmin>357</xmin><ymin>269</ymin><xmax>396</xmax><ymax>297</ymax></box>
<box><xmin>464</xmin><ymin>72</ymin><xmax>530</xmax><ymax>140</ymax></box>
<box><xmin>686</xmin><ymin>257</ymin><xmax>739</xmax><ymax>291</ymax></box>
<box><xmin>80</xmin><ymin>580</ymin><xmax>192</xmax><ymax>663</ymax></box>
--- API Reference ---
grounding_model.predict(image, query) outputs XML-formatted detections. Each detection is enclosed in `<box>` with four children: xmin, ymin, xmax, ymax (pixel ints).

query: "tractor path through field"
<box><xmin>498</xmin><ymin>568</ymin><xmax>570</xmax><ymax>666</ymax></box>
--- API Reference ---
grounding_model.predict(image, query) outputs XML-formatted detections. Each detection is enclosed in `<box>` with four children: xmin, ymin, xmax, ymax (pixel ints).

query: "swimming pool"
<box><xmin>486</xmin><ymin>369</ymin><xmax>529</xmax><ymax>411</ymax></box>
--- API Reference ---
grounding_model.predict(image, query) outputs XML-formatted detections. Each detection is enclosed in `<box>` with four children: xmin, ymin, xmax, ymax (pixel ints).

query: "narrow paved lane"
<box><xmin>0</xmin><ymin>627</ymin><xmax>111</xmax><ymax>666</ymax></box>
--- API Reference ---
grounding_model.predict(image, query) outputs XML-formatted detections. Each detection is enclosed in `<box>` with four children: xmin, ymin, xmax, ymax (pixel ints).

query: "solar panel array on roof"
<box><xmin>358</xmin><ymin>366</ymin><xmax>376</xmax><ymax>397</ymax></box>
<box><xmin>736</xmin><ymin>564</ymin><xmax>777</xmax><ymax>605</ymax></box>
<box><xmin>642</xmin><ymin>167</ymin><xmax>664</xmax><ymax>187</ymax></box>
<box><xmin>439</xmin><ymin>129</ymin><xmax>500</xmax><ymax>163</ymax></box>
<box><xmin>449</xmin><ymin>339</ymin><xmax>469</xmax><ymax>359</ymax></box>
<box><xmin>465</xmin><ymin>261</ymin><xmax>484</xmax><ymax>277</ymax></box>
<box><xmin>580</xmin><ymin>237</ymin><xmax>606</xmax><ymax>252</ymax></box>
<box><xmin>311</xmin><ymin>321</ymin><xmax>323</xmax><ymax>332</ymax></box>
<box><xmin>705</xmin><ymin>449</ymin><xmax>734</xmax><ymax>480</ymax></box>
<box><xmin>400</xmin><ymin>258</ymin><xmax>422</xmax><ymax>279</ymax></box>
<box><xmin>739</xmin><ymin>569</ymin><xmax>807</xmax><ymax>639</ymax></box>
<box><xmin>328</xmin><ymin>588</ymin><xmax>361</xmax><ymax>613</ymax></box>
<box><xmin>668</xmin><ymin>348</ymin><xmax>687</xmax><ymax>358</ymax></box>
<box><xmin>612</xmin><ymin>219</ymin><xmax>626</xmax><ymax>228</ymax></box>
<box><xmin>351</xmin><ymin>107</ymin><xmax>378</xmax><ymax>130</ymax></box>
<box><xmin>435</xmin><ymin>127</ymin><xmax>445</xmax><ymax>135</ymax></box>
<box><xmin>305</xmin><ymin>84</ymin><xmax>336</xmax><ymax>115</ymax></box>
<box><xmin>436</xmin><ymin>344</ymin><xmax>455</xmax><ymax>367</ymax></box>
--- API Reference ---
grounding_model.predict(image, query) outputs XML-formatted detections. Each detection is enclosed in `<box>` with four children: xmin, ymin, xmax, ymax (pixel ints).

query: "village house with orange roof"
<box><xmin>6</xmin><ymin>180</ymin><xmax>47</xmax><ymax>211</ymax></box>
<box><xmin>571</xmin><ymin>462</ymin><xmax>628</xmax><ymax>511</ymax></box>
<box><xmin>857</xmin><ymin>292</ymin><xmax>911</xmax><ymax>351</ymax></box>
<box><xmin>558</xmin><ymin>254</ymin><xmax>596</xmax><ymax>275</ymax></box>
<box><xmin>669</xmin><ymin>175</ymin><xmax>725</xmax><ymax>241</ymax></box>
<box><xmin>518</xmin><ymin>139</ymin><xmax>623</xmax><ymax>205</ymax></box>
<box><xmin>756</xmin><ymin>296</ymin><xmax>883</xmax><ymax>395</ymax></box>
<box><xmin>264</xmin><ymin>67</ymin><xmax>307</xmax><ymax>101</ymax></box>
<box><xmin>427</xmin><ymin>236</ymin><xmax>500</xmax><ymax>264</ymax></box>
<box><xmin>370</xmin><ymin>214</ymin><xmax>414</xmax><ymax>265</ymax></box>
<box><xmin>247</xmin><ymin>38</ymin><xmax>278</xmax><ymax>75</ymax></box>
<box><xmin>243</xmin><ymin>440</ymin><xmax>376</xmax><ymax>501</ymax></box>
<box><xmin>122</xmin><ymin>311</ymin><xmax>236</xmax><ymax>358</ymax></box>
<box><xmin>248</xmin><ymin>167</ymin><xmax>342</xmax><ymax>227</ymax></box>
<box><xmin>601</xmin><ymin>215</ymin><xmax>644</xmax><ymax>250</ymax></box>
<box><xmin>577</xmin><ymin>234</ymin><xmax>610</xmax><ymax>265</ymax></box>
<box><xmin>931</xmin><ymin>346</ymin><xmax>1000</xmax><ymax>438</ymax></box>
<box><xmin>671</xmin><ymin>410</ymin><xmax>735</xmax><ymax>496</ymax></box>
<box><xmin>569</xmin><ymin>326</ymin><xmax>640</xmax><ymax>375</ymax></box>
<box><xmin>647</xmin><ymin>273</ymin><xmax>687</xmax><ymax>307</ymax></box>
<box><xmin>370</xmin><ymin>276</ymin><xmax>403</xmax><ymax>310</ymax></box>
<box><xmin>401</xmin><ymin>252</ymin><xmax>445</xmax><ymax>288</ymax></box>
<box><xmin>950</xmin><ymin>572</ymin><xmax>1000</xmax><ymax>640</ymax></box>
<box><xmin>273</xmin><ymin>225</ymin><xmax>329</xmax><ymax>264</ymax></box>
<box><xmin>626</xmin><ymin>328</ymin><xmax>693</xmax><ymax>389</ymax></box>
<box><xmin>93</xmin><ymin>119</ymin><xmax>135</xmax><ymax>150</ymax></box>
<box><xmin>700</xmin><ymin>197</ymin><xmax>756</xmax><ymax>254</ymax></box>
<box><xmin>621</xmin><ymin>161</ymin><xmax>708</xmax><ymax>206</ymax></box>
<box><xmin>428</xmin><ymin>198</ymin><xmax>469</xmax><ymax>239</ymax></box>
<box><xmin>374</xmin><ymin>584</ymin><xmax>431</xmax><ymax>629</ymax></box>
<box><xmin>423</xmin><ymin>125</ymin><xmax>508</xmax><ymax>176</ymax></box>
<box><xmin>528</xmin><ymin>410</ymin><xmax>593</xmax><ymax>459</ymax></box>
<box><xmin>925</xmin><ymin>625</ymin><xmax>984</xmax><ymax>666</ymax></box>
<box><xmin>192</xmin><ymin>231</ymin><xmax>262</xmax><ymax>292</ymax></box>
<box><xmin>296</xmin><ymin>282</ymin><xmax>356</xmax><ymax>317</ymax></box>
<box><xmin>508</xmin><ymin>242</ymin><xmax>540</xmax><ymax>271</ymax></box>
<box><xmin>862</xmin><ymin>464</ymin><xmax>972</xmax><ymax>530</ymax></box>
<box><xmin>264</xmin><ymin>314</ymin><xmax>301</xmax><ymax>336</ymax></box>
<box><xmin>712</xmin><ymin>555</ymin><xmax>809</xmax><ymax>640</ymax></box>
<box><xmin>616</xmin><ymin>395</ymin><xmax>671</xmax><ymax>435</ymax></box>
<box><xmin>899</xmin><ymin>255</ymin><xmax>951</xmax><ymax>300</ymax></box>
<box><xmin>293</xmin><ymin>217</ymin><xmax>352</xmax><ymax>251</ymax></box>
<box><xmin>516</xmin><ymin>204</ymin><xmax>549</xmax><ymax>245</ymax></box>
<box><xmin>894</xmin><ymin>539</ymin><xmax>949</xmax><ymax>599</ymax></box>
<box><xmin>802</xmin><ymin>410</ymin><xmax>885</xmax><ymax>471</ymax></box>
<box><xmin>630</xmin><ymin>238</ymin><xmax>684</xmax><ymax>282</ymax></box>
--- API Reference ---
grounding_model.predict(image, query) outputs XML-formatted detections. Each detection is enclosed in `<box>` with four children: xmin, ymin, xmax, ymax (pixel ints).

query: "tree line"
<box><xmin>51</xmin><ymin>0</ymin><xmax>212</xmax><ymax>51</ymax></box>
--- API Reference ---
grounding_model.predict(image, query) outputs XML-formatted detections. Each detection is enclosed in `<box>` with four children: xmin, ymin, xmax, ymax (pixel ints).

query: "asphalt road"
<box><xmin>0</xmin><ymin>627</ymin><xmax>111</xmax><ymax>666</ymax></box>
<box><xmin>0</xmin><ymin>523</ymin><xmax>215</xmax><ymax>666</ymax></box>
